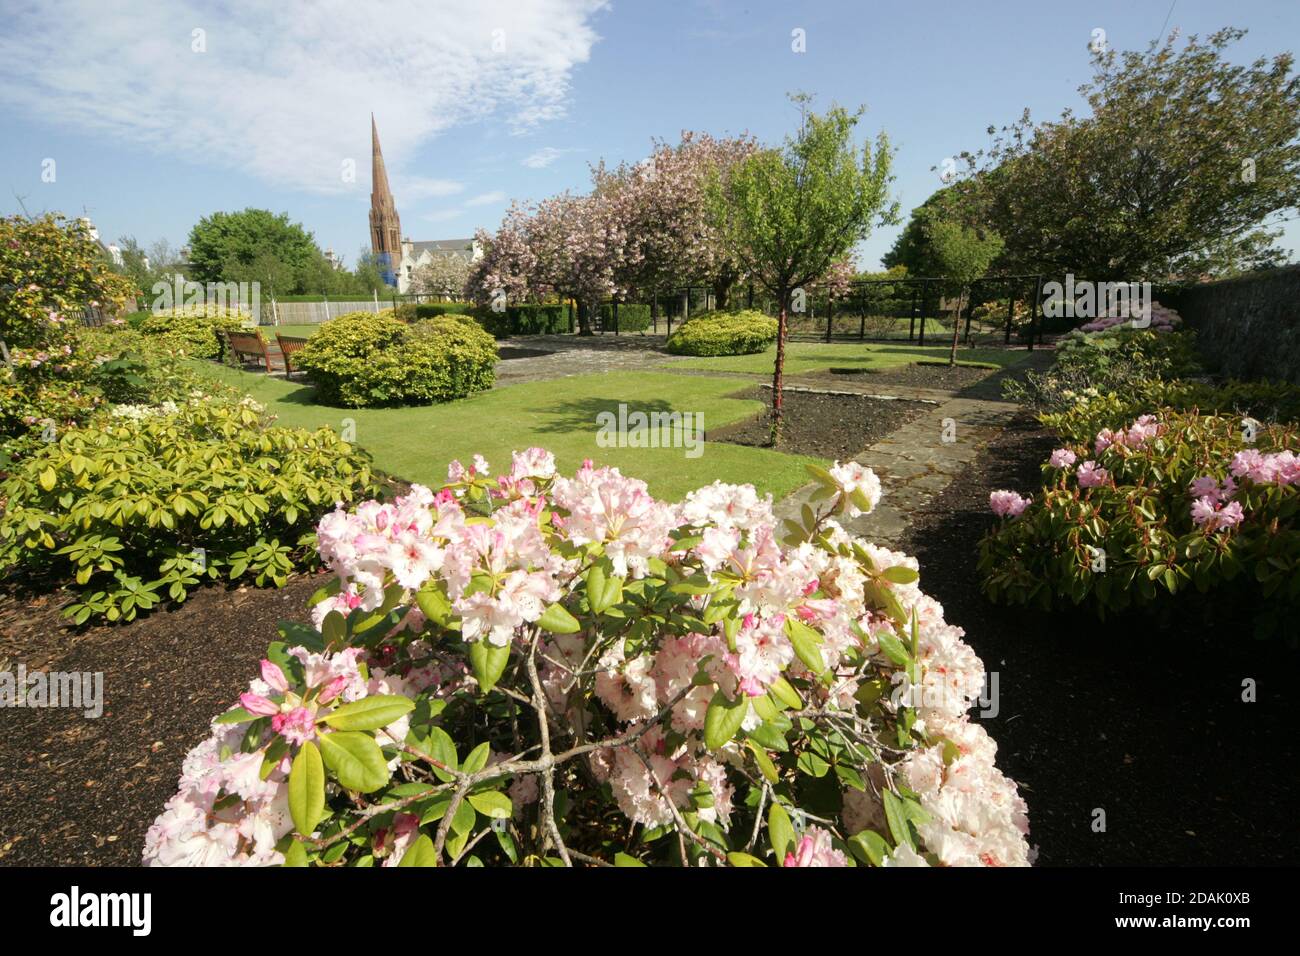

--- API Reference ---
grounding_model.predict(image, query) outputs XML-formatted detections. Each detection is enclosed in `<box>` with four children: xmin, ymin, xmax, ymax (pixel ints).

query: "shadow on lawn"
<box><xmin>531</xmin><ymin>396</ymin><xmax>679</xmax><ymax>435</ymax></box>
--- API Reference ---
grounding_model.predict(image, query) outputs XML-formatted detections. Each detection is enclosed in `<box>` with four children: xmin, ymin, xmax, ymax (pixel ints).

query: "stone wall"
<box><xmin>1163</xmin><ymin>265</ymin><xmax>1300</xmax><ymax>384</ymax></box>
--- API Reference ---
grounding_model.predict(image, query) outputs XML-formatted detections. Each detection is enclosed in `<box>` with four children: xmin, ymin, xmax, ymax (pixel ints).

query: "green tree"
<box><xmin>187</xmin><ymin>209</ymin><xmax>320</xmax><ymax>290</ymax></box>
<box><xmin>922</xmin><ymin>218</ymin><xmax>1004</xmax><ymax>365</ymax></box>
<box><xmin>707</xmin><ymin>97</ymin><xmax>897</xmax><ymax>436</ymax></box>
<box><xmin>957</xmin><ymin>28</ymin><xmax>1300</xmax><ymax>278</ymax></box>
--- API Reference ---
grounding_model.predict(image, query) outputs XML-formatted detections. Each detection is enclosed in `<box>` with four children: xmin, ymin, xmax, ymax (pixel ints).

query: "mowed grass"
<box><xmin>664</xmin><ymin>341</ymin><xmax>1031</xmax><ymax>376</ymax></box>
<box><xmin>202</xmin><ymin>366</ymin><xmax>822</xmax><ymax>501</ymax></box>
<box><xmin>258</xmin><ymin>324</ymin><xmax>320</xmax><ymax>339</ymax></box>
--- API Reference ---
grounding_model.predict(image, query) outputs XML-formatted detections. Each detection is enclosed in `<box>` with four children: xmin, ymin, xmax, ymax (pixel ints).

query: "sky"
<box><xmin>1</xmin><ymin>0</ymin><xmax>1297</xmax><ymax>272</ymax></box>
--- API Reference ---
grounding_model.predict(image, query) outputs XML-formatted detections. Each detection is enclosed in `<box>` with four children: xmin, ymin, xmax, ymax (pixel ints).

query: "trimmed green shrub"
<box><xmin>0</xmin><ymin>397</ymin><xmax>376</xmax><ymax>623</ymax></box>
<box><xmin>665</xmin><ymin>309</ymin><xmax>779</xmax><ymax>356</ymax></box>
<box><xmin>477</xmin><ymin>303</ymin><xmax>569</xmax><ymax>337</ymax></box>
<box><xmin>295</xmin><ymin>309</ymin><xmax>498</xmax><ymax>407</ymax></box>
<box><xmin>138</xmin><ymin>306</ymin><xmax>250</xmax><ymax>359</ymax></box>
<box><xmin>597</xmin><ymin>302</ymin><xmax>652</xmax><ymax>332</ymax></box>
<box><xmin>405</xmin><ymin>302</ymin><xmax>478</xmax><ymax>321</ymax></box>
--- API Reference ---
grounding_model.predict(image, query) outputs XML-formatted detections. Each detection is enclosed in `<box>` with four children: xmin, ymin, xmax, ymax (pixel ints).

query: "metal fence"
<box><xmin>583</xmin><ymin>275</ymin><xmax>1057</xmax><ymax>349</ymax></box>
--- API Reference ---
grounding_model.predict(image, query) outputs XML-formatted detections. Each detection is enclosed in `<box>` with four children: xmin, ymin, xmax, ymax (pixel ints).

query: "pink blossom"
<box><xmin>1076</xmin><ymin>461</ymin><xmax>1109</xmax><ymax>489</ymax></box>
<box><xmin>989</xmin><ymin>490</ymin><xmax>1030</xmax><ymax>517</ymax></box>
<box><xmin>1048</xmin><ymin>448</ymin><xmax>1077</xmax><ymax>469</ymax></box>
<box><xmin>260</xmin><ymin>659</ymin><xmax>288</xmax><ymax>694</ymax></box>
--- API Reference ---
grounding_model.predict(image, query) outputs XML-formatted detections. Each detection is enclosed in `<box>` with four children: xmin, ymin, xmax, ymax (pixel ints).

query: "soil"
<box><xmin>708</xmin><ymin>386</ymin><xmax>930</xmax><ymax>459</ymax></box>
<box><xmin>818</xmin><ymin>362</ymin><xmax>996</xmax><ymax>391</ymax></box>
<box><xmin>897</xmin><ymin>413</ymin><xmax>1300</xmax><ymax>866</ymax></box>
<box><xmin>497</xmin><ymin>346</ymin><xmax>554</xmax><ymax>361</ymax></box>
<box><xmin>0</xmin><ymin>574</ymin><xmax>327</xmax><ymax>866</ymax></box>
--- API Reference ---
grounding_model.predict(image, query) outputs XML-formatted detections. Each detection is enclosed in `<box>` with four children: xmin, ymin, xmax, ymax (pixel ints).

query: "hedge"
<box><xmin>665</xmin><ymin>309</ymin><xmax>779</xmax><ymax>356</ymax></box>
<box><xmin>596</xmin><ymin>302</ymin><xmax>652</xmax><ymax>332</ymax></box>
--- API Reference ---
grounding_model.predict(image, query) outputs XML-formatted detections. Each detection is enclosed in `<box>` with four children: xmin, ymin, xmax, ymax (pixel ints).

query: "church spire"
<box><xmin>369</xmin><ymin>113</ymin><xmax>402</xmax><ymax>286</ymax></box>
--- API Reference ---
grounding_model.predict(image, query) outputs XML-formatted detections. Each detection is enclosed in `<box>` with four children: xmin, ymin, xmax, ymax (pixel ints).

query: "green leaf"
<box><xmin>288</xmin><ymin>740</ymin><xmax>326</xmax><ymax>837</ymax></box>
<box><xmin>398</xmin><ymin>834</ymin><xmax>437</xmax><ymax>867</ymax></box>
<box><xmin>321</xmin><ymin>694</ymin><xmax>414</xmax><ymax>731</ymax></box>
<box><xmin>415</xmin><ymin>583</ymin><xmax>453</xmax><ymax>626</ymax></box>
<box><xmin>769</xmin><ymin>676</ymin><xmax>802</xmax><ymax>710</ymax></box>
<box><xmin>796</xmin><ymin>750</ymin><xmax>831</xmax><ymax>778</ymax></box>
<box><xmin>876</xmin><ymin>630</ymin><xmax>911</xmax><ymax>667</ymax></box>
<box><xmin>215</xmin><ymin>706</ymin><xmax>256</xmax><ymax>725</ymax></box>
<box><xmin>614</xmin><ymin>852</ymin><xmax>647</xmax><ymax>867</ymax></box>
<box><xmin>882</xmin><ymin>790</ymin><xmax>914</xmax><ymax>850</ymax></box>
<box><xmin>848</xmin><ymin>830</ymin><xmax>891</xmax><ymax>866</ymax></box>
<box><xmin>281</xmin><ymin>839</ymin><xmax>309</xmax><ymax>867</ymax></box>
<box><xmin>318</xmin><ymin>731</ymin><xmax>390</xmax><ymax>793</ymax></box>
<box><xmin>727</xmin><ymin>851</ymin><xmax>767</xmax><ymax>867</ymax></box>
<box><xmin>469</xmin><ymin>639</ymin><xmax>511</xmax><ymax>694</ymax></box>
<box><xmin>425</xmin><ymin>726</ymin><xmax>458</xmax><ymax>782</ymax></box>
<box><xmin>880</xmin><ymin>565</ymin><xmax>919</xmax><ymax>585</ymax></box>
<box><xmin>784</xmin><ymin>618</ymin><xmax>825</xmax><ymax>674</ymax></box>
<box><xmin>462</xmin><ymin>741</ymin><xmax>491</xmax><ymax>775</ymax></box>
<box><xmin>768</xmin><ymin>803</ymin><xmax>796</xmax><ymax>864</ymax></box>
<box><xmin>467</xmin><ymin>790</ymin><xmax>513</xmax><ymax>820</ymax></box>
<box><xmin>746</xmin><ymin>740</ymin><xmax>780</xmax><ymax>783</ymax></box>
<box><xmin>536</xmin><ymin>601</ymin><xmax>581</xmax><ymax>634</ymax></box>
<box><xmin>703</xmin><ymin>691</ymin><xmax>750</xmax><ymax>750</ymax></box>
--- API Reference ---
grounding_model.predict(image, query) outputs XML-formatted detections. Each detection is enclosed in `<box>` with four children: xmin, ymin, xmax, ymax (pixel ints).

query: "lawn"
<box><xmin>664</xmin><ymin>341</ymin><xmax>1031</xmax><ymax>376</ymax></box>
<box><xmin>259</xmin><ymin>324</ymin><xmax>320</xmax><ymax>338</ymax></box>
<box><xmin>203</xmin><ymin>366</ymin><xmax>823</xmax><ymax>501</ymax></box>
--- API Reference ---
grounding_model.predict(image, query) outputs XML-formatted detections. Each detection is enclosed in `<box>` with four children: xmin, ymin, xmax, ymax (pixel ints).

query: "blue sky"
<box><xmin>1</xmin><ymin>0</ymin><xmax>1296</xmax><ymax>272</ymax></box>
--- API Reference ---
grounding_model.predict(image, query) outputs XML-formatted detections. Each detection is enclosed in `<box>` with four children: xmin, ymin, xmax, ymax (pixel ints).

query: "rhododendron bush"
<box><xmin>145</xmin><ymin>451</ymin><xmax>1030</xmax><ymax>867</ymax></box>
<box><xmin>979</xmin><ymin>410</ymin><xmax>1299</xmax><ymax>629</ymax></box>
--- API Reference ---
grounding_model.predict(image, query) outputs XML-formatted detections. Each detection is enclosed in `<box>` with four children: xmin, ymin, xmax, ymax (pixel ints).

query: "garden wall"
<box><xmin>1164</xmin><ymin>265</ymin><xmax>1300</xmax><ymax>384</ymax></box>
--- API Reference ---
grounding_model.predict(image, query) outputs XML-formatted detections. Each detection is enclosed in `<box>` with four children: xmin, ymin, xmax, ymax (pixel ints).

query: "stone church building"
<box><xmin>369</xmin><ymin>115</ymin><xmax>480</xmax><ymax>293</ymax></box>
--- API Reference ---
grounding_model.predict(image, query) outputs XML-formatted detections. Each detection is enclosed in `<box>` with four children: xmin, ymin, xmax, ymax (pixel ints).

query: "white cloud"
<box><xmin>465</xmin><ymin>190</ymin><xmax>507</xmax><ymax>206</ymax></box>
<box><xmin>522</xmin><ymin>147</ymin><xmax>571</xmax><ymax>168</ymax></box>
<box><xmin>0</xmin><ymin>0</ymin><xmax>607</xmax><ymax>194</ymax></box>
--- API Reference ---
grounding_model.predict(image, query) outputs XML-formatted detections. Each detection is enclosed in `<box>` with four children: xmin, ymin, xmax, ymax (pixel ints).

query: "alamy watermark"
<box><xmin>150</xmin><ymin>276</ymin><xmax>259</xmax><ymax>319</ymax></box>
<box><xmin>1</xmin><ymin>665</ymin><xmax>103</xmax><ymax>718</ymax></box>
<box><xmin>596</xmin><ymin>404</ymin><xmax>704</xmax><ymax>458</ymax></box>
<box><xmin>1042</xmin><ymin>274</ymin><xmax>1152</xmax><ymax>327</ymax></box>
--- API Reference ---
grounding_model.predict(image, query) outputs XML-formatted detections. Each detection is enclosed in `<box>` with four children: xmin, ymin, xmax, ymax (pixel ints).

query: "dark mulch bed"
<box><xmin>709</xmin><ymin>386</ymin><xmax>930</xmax><ymax>459</ymax></box>
<box><xmin>898</xmin><ymin>413</ymin><xmax>1300</xmax><ymax>866</ymax></box>
<box><xmin>498</xmin><ymin>346</ymin><xmax>554</xmax><ymax>361</ymax></box>
<box><xmin>819</xmin><ymin>362</ymin><xmax>996</xmax><ymax>390</ymax></box>
<box><xmin>0</xmin><ymin>574</ymin><xmax>327</xmax><ymax>866</ymax></box>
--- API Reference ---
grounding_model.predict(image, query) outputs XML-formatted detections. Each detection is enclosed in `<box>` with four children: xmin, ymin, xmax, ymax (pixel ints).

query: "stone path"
<box><xmin>493</xmin><ymin>333</ymin><xmax>688</xmax><ymax>386</ymax></box>
<box><xmin>772</xmin><ymin>380</ymin><xmax>1028</xmax><ymax>549</ymax></box>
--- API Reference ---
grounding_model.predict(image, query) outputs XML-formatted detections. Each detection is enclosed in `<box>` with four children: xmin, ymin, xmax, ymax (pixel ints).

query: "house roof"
<box><xmin>408</xmin><ymin>238</ymin><xmax>474</xmax><ymax>255</ymax></box>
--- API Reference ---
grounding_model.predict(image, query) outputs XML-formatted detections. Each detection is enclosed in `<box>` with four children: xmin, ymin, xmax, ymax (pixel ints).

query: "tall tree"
<box><xmin>707</xmin><ymin>97</ymin><xmax>896</xmax><ymax>436</ymax></box>
<box><xmin>956</xmin><ymin>28</ymin><xmax>1300</xmax><ymax>279</ymax></box>
<box><xmin>187</xmin><ymin>208</ymin><xmax>320</xmax><ymax>290</ymax></box>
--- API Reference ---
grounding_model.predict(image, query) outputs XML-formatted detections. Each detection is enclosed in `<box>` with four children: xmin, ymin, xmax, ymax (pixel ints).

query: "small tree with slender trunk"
<box><xmin>707</xmin><ymin>97</ymin><xmax>896</xmax><ymax>441</ymax></box>
<box><xmin>922</xmin><ymin>218</ymin><xmax>1003</xmax><ymax>365</ymax></box>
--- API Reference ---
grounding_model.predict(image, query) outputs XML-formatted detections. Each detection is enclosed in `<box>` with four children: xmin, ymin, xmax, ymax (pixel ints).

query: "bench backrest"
<box><xmin>227</xmin><ymin>329</ymin><xmax>269</xmax><ymax>356</ymax></box>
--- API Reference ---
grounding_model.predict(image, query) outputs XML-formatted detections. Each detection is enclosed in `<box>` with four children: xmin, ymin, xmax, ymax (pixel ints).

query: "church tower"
<box><xmin>369</xmin><ymin>114</ymin><xmax>402</xmax><ymax>287</ymax></box>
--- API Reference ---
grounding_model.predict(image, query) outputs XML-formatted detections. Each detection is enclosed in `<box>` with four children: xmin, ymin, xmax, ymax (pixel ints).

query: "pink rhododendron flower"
<box><xmin>989</xmin><ymin>490</ymin><xmax>1030</xmax><ymax>517</ymax></box>
<box><xmin>827</xmin><ymin>460</ymin><xmax>881</xmax><ymax>517</ymax></box>
<box><xmin>783</xmin><ymin>827</ymin><xmax>848</xmax><ymax>867</ymax></box>
<box><xmin>1076</xmin><ymin>461</ymin><xmax>1109</xmax><ymax>488</ymax></box>
<box><xmin>1048</xmin><ymin>448</ymin><xmax>1077</xmax><ymax>469</ymax></box>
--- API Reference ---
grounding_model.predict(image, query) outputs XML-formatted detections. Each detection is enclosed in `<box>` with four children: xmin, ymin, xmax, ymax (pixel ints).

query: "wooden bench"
<box><xmin>225</xmin><ymin>328</ymin><xmax>284</xmax><ymax>373</ymax></box>
<box><xmin>274</xmin><ymin>334</ymin><xmax>309</xmax><ymax>378</ymax></box>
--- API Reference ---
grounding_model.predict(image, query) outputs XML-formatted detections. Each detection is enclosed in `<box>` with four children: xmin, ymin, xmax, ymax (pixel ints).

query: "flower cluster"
<box><xmin>989</xmin><ymin>490</ymin><xmax>1031</xmax><ymax>518</ymax></box>
<box><xmin>145</xmin><ymin>449</ymin><xmax>1031</xmax><ymax>868</ymax></box>
<box><xmin>1077</xmin><ymin>301</ymin><xmax>1181</xmax><ymax>334</ymax></box>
